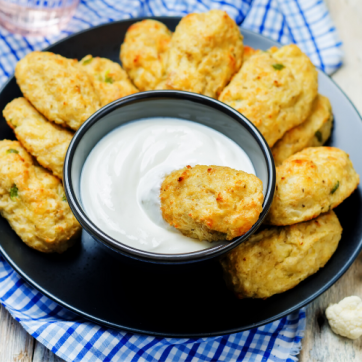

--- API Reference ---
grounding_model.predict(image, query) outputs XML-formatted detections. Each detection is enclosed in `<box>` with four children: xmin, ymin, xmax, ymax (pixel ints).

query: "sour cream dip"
<box><xmin>81</xmin><ymin>118</ymin><xmax>256</xmax><ymax>254</ymax></box>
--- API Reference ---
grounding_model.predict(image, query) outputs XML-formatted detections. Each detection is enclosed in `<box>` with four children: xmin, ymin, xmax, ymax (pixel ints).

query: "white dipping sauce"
<box><xmin>81</xmin><ymin>118</ymin><xmax>255</xmax><ymax>254</ymax></box>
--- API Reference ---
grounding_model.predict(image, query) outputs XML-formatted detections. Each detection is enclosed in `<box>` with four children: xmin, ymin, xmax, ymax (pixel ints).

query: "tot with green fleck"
<box><xmin>15</xmin><ymin>51</ymin><xmax>100</xmax><ymax>131</ymax></box>
<box><xmin>221</xmin><ymin>211</ymin><xmax>342</xmax><ymax>299</ymax></box>
<box><xmin>272</xmin><ymin>94</ymin><xmax>333</xmax><ymax>166</ymax></box>
<box><xmin>266</xmin><ymin>147</ymin><xmax>360</xmax><ymax>226</ymax></box>
<box><xmin>219</xmin><ymin>44</ymin><xmax>318</xmax><ymax>147</ymax></box>
<box><xmin>80</xmin><ymin>55</ymin><xmax>138</xmax><ymax>107</ymax></box>
<box><xmin>0</xmin><ymin>140</ymin><xmax>81</xmax><ymax>253</ymax></box>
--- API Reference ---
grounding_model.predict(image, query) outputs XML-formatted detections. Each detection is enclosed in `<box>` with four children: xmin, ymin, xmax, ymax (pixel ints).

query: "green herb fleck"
<box><xmin>82</xmin><ymin>57</ymin><xmax>93</xmax><ymax>65</ymax></box>
<box><xmin>272</xmin><ymin>63</ymin><xmax>285</xmax><ymax>71</ymax></box>
<box><xmin>104</xmin><ymin>70</ymin><xmax>114</xmax><ymax>84</ymax></box>
<box><xmin>62</xmin><ymin>195</ymin><xmax>67</xmax><ymax>202</ymax></box>
<box><xmin>331</xmin><ymin>181</ymin><xmax>339</xmax><ymax>194</ymax></box>
<box><xmin>315</xmin><ymin>130</ymin><xmax>322</xmax><ymax>143</ymax></box>
<box><xmin>10</xmin><ymin>184</ymin><xmax>18</xmax><ymax>200</ymax></box>
<box><xmin>6</xmin><ymin>149</ymin><xmax>19</xmax><ymax>154</ymax></box>
<box><xmin>9</xmin><ymin>119</ymin><xmax>16</xmax><ymax>128</ymax></box>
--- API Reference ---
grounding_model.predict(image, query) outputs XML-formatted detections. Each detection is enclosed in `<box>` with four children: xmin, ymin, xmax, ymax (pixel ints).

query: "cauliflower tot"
<box><xmin>120</xmin><ymin>19</ymin><xmax>172</xmax><ymax>91</ymax></box>
<box><xmin>0</xmin><ymin>140</ymin><xmax>81</xmax><ymax>253</ymax></box>
<box><xmin>3</xmin><ymin>97</ymin><xmax>73</xmax><ymax>180</ymax></box>
<box><xmin>15</xmin><ymin>51</ymin><xmax>100</xmax><ymax>130</ymax></box>
<box><xmin>266</xmin><ymin>147</ymin><xmax>359</xmax><ymax>226</ymax></box>
<box><xmin>219</xmin><ymin>45</ymin><xmax>318</xmax><ymax>147</ymax></box>
<box><xmin>272</xmin><ymin>94</ymin><xmax>333</xmax><ymax>166</ymax></box>
<box><xmin>160</xmin><ymin>165</ymin><xmax>264</xmax><ymax>241</ymax></box>
<box><xmin>80</xmin><ymin>55</ymin><xmax>138</xmax><ymax>106</ymax></box>
<box><xmin>156</xmin><ymin>10</ymin><xmax>244</xmax><ymax>98</ymax></box>
<box><xmin>220</xmin><ymin>211</ymin><xmax>342</xmax><ymax>299</ymax></box>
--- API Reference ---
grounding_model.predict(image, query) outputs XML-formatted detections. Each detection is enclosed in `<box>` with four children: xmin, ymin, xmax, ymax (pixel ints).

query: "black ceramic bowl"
<box><xmin>64</xmin><ymin>90</ymin><xmax>275</xmax><ymax>264</ymax></box>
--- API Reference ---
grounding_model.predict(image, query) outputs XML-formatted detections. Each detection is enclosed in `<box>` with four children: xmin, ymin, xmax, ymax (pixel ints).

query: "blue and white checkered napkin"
<box><xmin>0</xmin><ymin>0</ymin><xmax>339</xmax><ymax>360</ymax></box>
<box><xmin>0</xmin><ymin>0</ymin><xmax>343</xmax><ymax>87</ymax></box>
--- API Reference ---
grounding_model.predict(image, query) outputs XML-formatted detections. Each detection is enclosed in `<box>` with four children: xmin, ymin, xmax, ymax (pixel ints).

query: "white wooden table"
<box><xmin>0</xmin><ymin>0</ymin><xmax>362</xmax><ymax>360</ymax></box>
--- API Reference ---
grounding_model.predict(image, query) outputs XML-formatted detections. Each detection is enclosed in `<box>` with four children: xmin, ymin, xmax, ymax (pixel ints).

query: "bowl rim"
<box><xmin>63</xmin><ymin>90</ymin><xmax>276</xmax><ymax>264</ymax></box>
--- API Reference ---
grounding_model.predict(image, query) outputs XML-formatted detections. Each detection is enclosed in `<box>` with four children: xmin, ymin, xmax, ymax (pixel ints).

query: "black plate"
<box><xmin>0</xmin><ymin>18</ymin><xmax>362</xmax><ymax>338</ymax></box>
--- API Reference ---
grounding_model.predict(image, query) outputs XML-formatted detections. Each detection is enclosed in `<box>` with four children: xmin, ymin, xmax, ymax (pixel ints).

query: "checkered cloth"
<box><xmin>0</xmin><ymin>0</ymin><xmax>343</xmax><ymax>87</ymax></box>
<box><xmin>0</xmin><ymin>0</ymin><xmax>339</xmax><ymax>360</ymax></box>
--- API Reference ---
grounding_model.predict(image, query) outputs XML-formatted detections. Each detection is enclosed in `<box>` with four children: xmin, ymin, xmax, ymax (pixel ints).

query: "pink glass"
<box><xmin>0</xmin><ymin>0</ymin><xmax>80</xmax><ymax>36</ymax></box>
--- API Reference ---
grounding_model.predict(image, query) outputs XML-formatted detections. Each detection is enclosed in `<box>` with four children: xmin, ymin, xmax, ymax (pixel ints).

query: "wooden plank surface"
<box><xmin>32</xmin><ymin>343</ymin><xmax>64</xmax><ymax>362</ymax></box>
<box><xmin>0</xmin><ymin>305</ymin><xmax>34</xmax><ymax>361</ymax></box>
<box><xmin>0</xmin><ymin>0</ymin><xmax>361</xmax><ymax>360</ymax></box>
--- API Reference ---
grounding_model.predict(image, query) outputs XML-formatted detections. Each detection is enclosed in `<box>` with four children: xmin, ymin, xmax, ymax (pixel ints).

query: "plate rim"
<box><xmin>0</xmin><ymin>16</ymin><xmax>362</xmax><ymax>337</ymax></box>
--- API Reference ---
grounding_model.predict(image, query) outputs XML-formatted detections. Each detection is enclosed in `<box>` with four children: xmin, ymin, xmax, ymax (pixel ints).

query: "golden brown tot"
<box><xmin>15</xmin><ymin>51</ymin><xmax>100</xmax><ymax>130</ymax></box>
<box><xmin>272</xmin><ymin>94</ymin><xmax>333</xmax><ymax>166</ymax></box>
<box><xmin>120</xmin><ymin>20</ymin><xmax>172</xmax><ymax>91</ymax></box>
<box><xmin>219</xmin><ymin>45</ymin><xmax>318</xmax><ymax>147</ymax></box>
<box><xmin>160</xmin><ymin>165</ymin><xmax>263</xmax><ymax>241</ymax></box>
<box><xmin>156</xmin><ymin>10</ymin><xmax>244</xmax><ymax>98</ymax></box>
<box><xmin>80</xmin><ymin>55</ymin><xmax>138</xmax><ymax>106</ymax></box>
<box><xmin>220</xmin><ymin>211</ymin><xmax>342</xmax><ymax>299</ymax></box>
<box><xmin>3</xmin><ymin>97</ymin><xmax>73</xmax><ymax>180</ymax></box>
<box><xmin>266</xmin><ymin>147</ymin><xmax>359</xmax><ymax>225</ymax></box>
<box><xmin>0</xmin><ymin>140</ymin><xmax>81</xmax><ymax>253</ymax></box>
